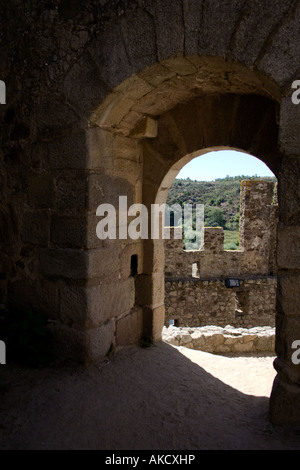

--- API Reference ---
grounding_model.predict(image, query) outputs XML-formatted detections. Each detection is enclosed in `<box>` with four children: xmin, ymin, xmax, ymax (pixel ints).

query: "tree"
<box><xmin>205</xmin><ymin>207</ymin><xmax>226</xmax><ymax>228</ymax></box>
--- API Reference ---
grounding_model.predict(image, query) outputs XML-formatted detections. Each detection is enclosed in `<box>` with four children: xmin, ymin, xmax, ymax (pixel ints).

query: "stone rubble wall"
<box><xmin>165</xmin><ymin>277</ymin><xmax>277</xmax><ymax>328</ymax></box>
<box><xmin>163</xmin><ymin>325</ymin><xmax>275</xmax><ymax>355</ymax></box>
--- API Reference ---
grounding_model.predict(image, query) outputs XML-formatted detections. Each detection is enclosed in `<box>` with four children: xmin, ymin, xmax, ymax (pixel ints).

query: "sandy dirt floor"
<box><xmin>1</xmin><ymin>341</ymin><xmax>300</xmax><ymax>450</ymax></box>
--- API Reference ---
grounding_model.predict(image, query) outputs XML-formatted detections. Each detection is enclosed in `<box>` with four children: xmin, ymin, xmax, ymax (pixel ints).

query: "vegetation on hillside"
<box><xmin>166</xmin><ymin>175</ymin><xmax>277</xmax><ymax>250</ymax></box>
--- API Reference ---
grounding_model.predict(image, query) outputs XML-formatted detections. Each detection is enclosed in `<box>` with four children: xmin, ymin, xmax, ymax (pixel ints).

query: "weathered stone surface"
<box><xmin>232</xmin><ymin>0</ymin><xmax>294</xmax><ymax>65</ymax></box>
<box><xmin>91</xmin><ymin>25</ymin><xmax>134</xmax><ymax>89</ymax></box>
<box><xmin>86</xmin><ymin>128</ymin><xmax>114</xmax><ymax>170</ymax></box>
<box><xmin>183</xmin><ymin>0</ymin><xmax>204</xmax><ymax>55</ymax></box>
<box><xmin>277</xmin><ymin>225</ymin><xmax>300</xmax><ymax>269</ymax></box>
<box><xmin>49</xmin><ymin>322</ymin><xmax>87</xmax><ymax>363</ymax></box>
<box><xmin>87</xmin><ymin>320</ymin><xmax>115</xmax><ymax>361</ymax></box>
<box><xmin>270</xmin><ymin>375</ymin><xmax>300</xmax><ymax>426</ymax></box>
<box><xmin>154</xmin><ymin>0</ymin><xmax>185</xmax><ymax>61</ymax></box>
<box><xmin>40</xmin><ymin>248</ymin><xmax>87</xmax><ymax>279</ymax></box>
<box><xmin>60</xmin><ymin>285</ymin><xmax>87</xmax><ymax>328</ymax></box>
<box><xmin>7</xmin><ymin>279</ymin><xmax>59</xmax><ymax>320</ymax></box>
<box><xmin>55</xmin><ymin>171</ymin><xmax>88</xmax><ymax>213</ymax></box>
<box><xmin>36</xmin><ymin>94</ymin><xmax>83</xmax><ymax>138</ymax></box>
<box><xmin>59</xmin><ymin>51</ymin><xmax>107</xmax><ymax>118</ymax></box>
<box><xmin>165</xmin><ymin>181</ymin><xmax>278</xmax><ymax>279</ymax></box>
<box><xmin>28</xmin><ymin>174</ymin><xmax>54</xmax><ymax>209</ymax></box>
<box><xmin>46</xmin><ymin>131</ymin><xmax>87</xmax><ymax>169</ymax></box>
<box><xmin>277</xmin><ymin>273</ymin><xmax>300</xmax><ymax>317</ymax></box>
<box><xmin>198</xmin><ymin>0</ymin><xmax>247</xmax><ymax>57</ymax></box>
<box><xmin>51</xmin><ymin>215</ymin><xmax>86</xmax><ymax>249</ymax></box>
<box><xmin>119</xmin><ymin>7</ymin><xmax>157</xmax><ymax>71</ymax></box>
<box><xmin>116</xmin><ymin>308</ymin><xmax>143</xmax><ymax>347</ymax></box>
<box><xmin>259</xmin><ymin>3</ymin><xmax>300</xmax><ymax>86</ymax></box>
<box><xmin>22</xmin><ymin>211</ymin><xmax>50</xmax><ymax>245</ymax></box>
<box><xmin>163</xmin><ymin>325</ymin><xmax>275</xmax><ymax>354</ymax></box>
<box><xmin>1</xmin><ymin>0</ymin><xmax>300</xmax><ymax>426</ymax></box>
<box><xmin>40</xmin><ymin>246</ymin><xmax>120</xmax><ymax>281</ymax></box>
<box><xmin>88</xmin><ymin>279</ymin><xmax>135</xmax><ymax>327</ymax></box>
<box><xmin>278</xmin><ymin>156</ymin><xmax>300</xmax><ymax>225</ymax></box>
<box><xmin>279</xmin><ymin>97</ymin><xmax>300</xmax><ymax>156</ymax></box>
<box><xmin>88</xmin><ymin>173</ymin><xmax>135</xmax><ymax>212</ymax></box>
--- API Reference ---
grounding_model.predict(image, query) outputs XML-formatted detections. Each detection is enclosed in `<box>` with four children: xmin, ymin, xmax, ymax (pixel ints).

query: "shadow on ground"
<box><xmin>0</xmin><ymin>342</ymin><xmax>300</xmax><ymax>450</ymax></box>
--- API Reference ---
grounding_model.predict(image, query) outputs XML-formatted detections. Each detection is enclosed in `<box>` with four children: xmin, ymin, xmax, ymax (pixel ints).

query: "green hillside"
<box><xmin>166</xmin><ymin>175</ymin><xmax>277</xmax><ymax>250</ymax></box>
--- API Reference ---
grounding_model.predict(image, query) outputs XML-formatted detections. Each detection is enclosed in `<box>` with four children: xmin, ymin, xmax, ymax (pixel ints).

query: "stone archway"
<box><xmin>89</xmin><ymin>55</ymin><xmax>297</xmax><ymax>424</ymax></box>
<box><xmin>2</xmin><ymin>1</ymin><xmax>300</xmax><ymax>425</ymax></box>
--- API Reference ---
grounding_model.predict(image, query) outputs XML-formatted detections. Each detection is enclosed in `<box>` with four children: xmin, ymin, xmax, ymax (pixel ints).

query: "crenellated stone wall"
<box><xmin>164</xmin><ymin>180</ymin><xmax>278</xmax><ymax>328</ymax></box>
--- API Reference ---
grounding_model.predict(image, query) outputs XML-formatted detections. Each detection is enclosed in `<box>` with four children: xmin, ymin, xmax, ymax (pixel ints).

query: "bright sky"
<box><xmin>176</xmin><ymin>150</ymin><xmax>275</xmax><ymax>181</ymax></box>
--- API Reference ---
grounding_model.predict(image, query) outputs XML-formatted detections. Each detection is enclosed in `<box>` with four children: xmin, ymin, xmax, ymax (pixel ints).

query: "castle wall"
<box><xmin>165</xmin><ymin>277</ymin><xmax>277</xmax><ymax>328</ymax></box>
<box><xmin>164</xmin><ymin>180</ymin><xmax>278</xmax><ymax>328</ymax></box>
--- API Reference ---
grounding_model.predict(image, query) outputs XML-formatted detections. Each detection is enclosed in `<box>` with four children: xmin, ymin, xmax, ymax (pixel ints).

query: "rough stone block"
<box><xmin>49</xmin><ymin>322</ymin><xmax>87</xmax><ymax>363</ymax></box>
<box><xmin>40</xmin><ymin>248</ymin><xmax>87</xmax><ymax>279</ymax></box>
<box><xmin>278</xmin><ymin>156</ymin><xmax>300</xmax><ymax>225</ymax></box>
<box><xmin>87</xmin><ymin>320</ymin><xmax>115</xmax><ymax>361</ymax></box>
<box><xmin>86</xmin><ymin>127</ymin><xmax>114</xmax><ymax>170</ymax></box>
<box><xmin>152</xmin><ymin>304</ymin><xmax>165</xmax><ymax>341</ymax></box>
<box><xmin>154</xmin><ymin>0</ymin><xmax>185</xmax><ymax>61</ymax></box>
<box><xmin>198</xmin><ymin>0</ymin><xmax>247</xmax><ymax>57</ymax></box>
<box><xmin>137</xmin><ymin>62</ymin><xmax>175</xmax><ymax>88</ymax></box>
<box><xmin>88</xmin><ymin>24</ymin><xmax>134</xmax><ymax>89</ymax></box>
<box><xmin>116</xmin><ymin>308</ymin><xmax>143</xmax><ymax>347</ymax></box>
<box><xmin>89</xmin><ymin>279</ymin><xmax>135</xmax><ymax>326</ymax></box>
<box><xmin>259</xmin><ymin>5</ymin><xmax>300</xmax><ymax>86</ymax></box>
<box><xmin>183</xmin><ymin>0</ymin><xmax>204</xmax><ymax>55</ymax></box>
<box><xmin>135</xmin><ymin>274</ymin><xmax>152</xmax><ymax>306</ymax></box>
<box><xmin>162</xmin><ymin>57</ymin><xmax>197</xmax><ymax>76</ymax></box>
<box><xmin>279</xmin><ymin>97</ymin><xmax>300</xmax><ymax>156</ymax></box>
<box><xmin>60</xmin><ymin>286</ymin><xmax>88</xmax><ymax>328</ymax></box>
<box><xmin>28</xmin><ymin>174</ymin><xmax>54</xmax><ymax>209</ymax></box>
<box><xmin>119</xmin><ymin>241</ymin><xmax>143</xmax><ymax>279</ymax></box>
<box><xmin>270</xmin><ymin>375</ymin><xmax>300</xmax><ymax>425</ymax></box>
<box><xmin>88</xmin><ymin>173</ymin><xmax>134</xmax><ymax>212</ymax></box>
<box><xmin>60</xmin><ymin>279</ymin><xmax>135</xmax><ymax>329</ymax></box>
<box><xmin>87</xmin><ymin>248</ymin><xmax>120</xmax><ymax>281</ymax></box>
<box><xmin>55</xmin><ymin>171</ymin><xmax>88</xmax><ymax>212</ymax></box>
<box><xmin>22</xmin><ymin>211</ymin><xmax>50</xmax><ymax>245</ymax></box>
<box><xmin>119</xmin><ymin>7</ymin><xmax>157</xmax><ymax>71</ymax></box>
<box><xmin>36</xmin><ymin>93</ymin><xmax>82</xmax><ymax>138</ymax></box>
<box><xmin>232</xmin><ymin>0</ymin><xmax>293</xmax><ymax>65</ymax></box>
<box><xmin>59</xmin><ymin>51</ymin><xmax>107</xmax><ymax>119</ymax></box>
<box><xmin>51</xmin><ymin>215</ymin><xmax>86</xmax><ymax>248</ymax></box>
<box><xmin>47</xmin><ymin>131</ymin><xmax>87</xmax><ymax>169</ymax></box>
<box><xmin>277</xmin><ymin>225</ymin><xmax>300</xmax><ymax>269</ymax></box>
<box><xmin>7</xmin><ymin>279</ymin><xmax>59</xmax><ymax>320</ymax></box>
<box><xmin>115</xmin><ymin>74</ymin><xmax>154</xmax><ymax>103</ymax></box>
<box><xmin>92</xmin><ymin>92</ymin><xmax>135</xmax><ymax>129</ymax></box>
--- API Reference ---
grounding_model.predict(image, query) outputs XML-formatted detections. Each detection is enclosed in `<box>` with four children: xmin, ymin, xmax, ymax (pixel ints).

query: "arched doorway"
<box><xmin>162</xmin><ymin>149</ymin><xmax>278</xmax><ymax>330</ymax></box>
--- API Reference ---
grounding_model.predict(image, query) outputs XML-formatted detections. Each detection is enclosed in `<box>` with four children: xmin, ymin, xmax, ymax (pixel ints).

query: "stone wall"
<box><xmin>165</xmin><ymin>180</ymin><xmax>278</xmax><ymax>279</ymax></box>
<box><xmin>163</xmin><ymin>325</ymin><xmax>275</xmax><ymax>355</ymax></box>
<box><xmin>165</xmin><ymin>277</ymin><xmax>277</xmax><ymax>328</ymax></box>
<box><xmin>1</xmin><ymin>0</ymin><xmax>300</xmax><ymax>424</ymax></box>
<box><xmin>164</xmin><ymin>181</ymin><xmax>278</xmax><ymax>328</ymax></box>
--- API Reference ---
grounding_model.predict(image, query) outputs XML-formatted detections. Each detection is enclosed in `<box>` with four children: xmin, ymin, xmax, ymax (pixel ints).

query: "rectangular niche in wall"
<box><xmin>130</xmin><ymin>254</ymin><xmax>138</xmax><ymax>277</ymax></box>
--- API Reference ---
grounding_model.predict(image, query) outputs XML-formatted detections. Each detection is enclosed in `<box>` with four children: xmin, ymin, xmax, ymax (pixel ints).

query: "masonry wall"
<box><xmin>164</xmin><ymin>180</ymin><xmax>278</xmax><ymax>328</ymax></box>
<box><xmin>165</xmin><ymin>277</ymin><xmax>277</xmax><ymax>328</ymax></box>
